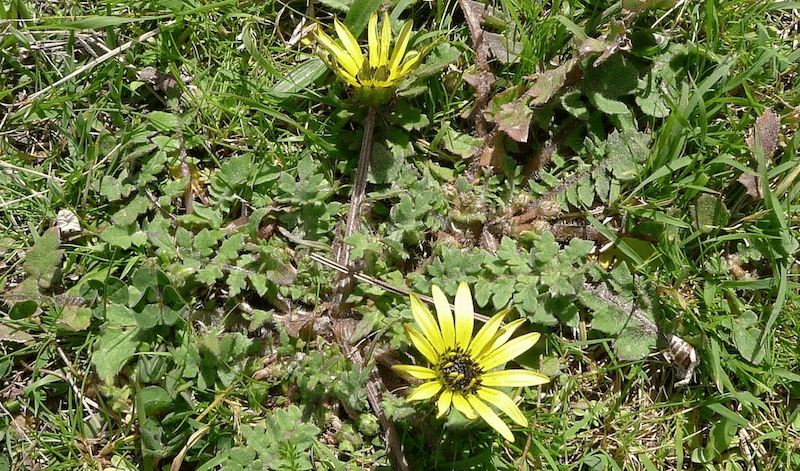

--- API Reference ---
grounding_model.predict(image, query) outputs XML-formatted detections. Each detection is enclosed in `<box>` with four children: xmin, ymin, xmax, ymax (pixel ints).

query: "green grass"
<box><xmin>1</xmin><ymin>0</ymin><xmax>799</xmax><ymax>469</ymax></box>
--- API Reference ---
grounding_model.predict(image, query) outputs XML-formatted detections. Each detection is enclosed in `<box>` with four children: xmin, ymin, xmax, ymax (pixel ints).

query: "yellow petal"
<box><xmin>368</xmin><ymin>12</ymin><xmax>380</xmax><ymax>69</ymax></box>
<box><xmin>480</xmin><ymin>369</ymin><xmax>550</xmax><ymax>387</ymax></box>
<box><xmin>451</xmin><ymin>393</ymin><xmax>477</xmax><ymax>420</ymax></box>
<box><xmin>478</xmin><ymin>332</ymin><xmax>541</xmax><ymax>371</ymax></box>
<box><xmin>432</xmin><ymin>285</ymin><xmax>455</xmax><ymax>350</ymax></box>
<box><xmin>476</xmin><ymin>387</ymin><xmax>527</xmax><ymax>426</ymax></box>
<box><xmin>479</xmin><ymin>319</ymin><xmax>526</xmax><ymax>360</ymax></box>
<box><xmin>406</xmin><ymin>381</ymin><xmax>442</xmax><ymax>401</ymax></box>
<box><xmin>466</xmin><ymin>395</ymin><xmax>515</xmax><ymax>442</ymax></box>
<box><xmin>392</xmin><ymin>51</ymin><xmax>421</xmax><ymax>81</ymax></box>
<box><xmin>388</xmin><ymin>19</ymin><xmax>413</xmax><ymax>75</ymax></box>
<box><xmin>392</xmin><ymin>364</ymin><xmax>437</xmax><ymax>380</ymax></box>
<box><xmin>379</xmin><ymin>12</ymin><xmax>391</xmax><ymax>66</ymax></box>
<box><xmin>436</xmin><ymin>390</ymin><xmax>453</xmax><ymax>418</ymax></box>
<box><xmin>328</xmin><ymin>60</ymin><xmax>361</xmax><ymax>88</ymax></box>
<box><xmin>454</xmin><ymin>282</ymin><xmax>475</xmax><ymax>349</ymax></box>
<box><xmin>334</xmin><ymin>18</ymin><xmax>364</xmax><ymax>71</ymax></box>
<box><xmin>410</xmin><ymin>293</ymin><xmax>445</xmax><ymax>355</ymax></box>
<box><xmin>467</xmin><ymin>309</ymin><xmax>507</xmax><ymax>358</ymax></box>
<box><xmin>316</xmin><ymin>28</ymin><xmax>361</xmax><ymax>78</ymax></box>
<box><xmin>405</xmin><ymin>324</ymin><xmax>439</xmax><ymax>365</ymax></box>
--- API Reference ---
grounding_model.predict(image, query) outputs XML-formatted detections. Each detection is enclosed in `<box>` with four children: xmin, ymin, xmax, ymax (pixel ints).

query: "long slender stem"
<box><xmin>332</xmin><ymin>106</ymin><xmax>377</xmax><ymax>308</ymax></box>
<box><xmin>327</xmin><ymin>106</ymin><xmax>410</xmax><ymax>471</ymax></box>
<box><xmin>343</xmin><ymin>106</ymin><xmax>377</xmax><ymax>259</ymax></box>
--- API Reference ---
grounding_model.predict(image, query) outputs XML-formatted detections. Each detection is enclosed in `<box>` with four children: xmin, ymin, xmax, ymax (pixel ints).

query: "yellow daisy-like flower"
<box><xmin>392</xmin><ymin>282</ymin><xmax>550</xmax><ymax>442</ymax></box>
<box><xmin>314</xmin><ymin>11</ymin><xmax>430</xmax><ymax>106</ymax></box>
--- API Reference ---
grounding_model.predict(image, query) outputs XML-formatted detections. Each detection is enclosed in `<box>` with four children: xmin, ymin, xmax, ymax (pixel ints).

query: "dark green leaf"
<box><xmin>105</xmin><ymin>303</ymin><xmax>136</xmax><ymax>326</ymax></box>
<box><xmin>93</xmin><ymin>327</ymin><xmax>140</xmax><ymax>382</ymax></box>
<box><xmin>227</xmin><ymin>269</ymin><xmax>247</xmax><ymax>297</ymax></box>
<box><xmin>622</xmin><ymin>0</ymin><xmax>676</xmax><ymax>12</ymax></box>
<box><xmin>146</xmin><ymin>111</ymin><xmax>179</xmax><ymax>133</ymax></box>
<box><xmin>140</xmin><ymin>386</ymin><xmax>173</xmax><ymax>415</ymax></box>
<box><xmin>589</xmin><ymin>93</ymin><xmax>630</xmax><ymax>115</ymax></box>
<box><xmin>690</xmin><ymin>194</ymin><xmax>730</xmax><ymax>233</ymax></box>
<box><xmin>561</xmin><ymin>91</ymin><xmax>590</xmax><ymax>120</ymax></box>
<box><xmin>139</xmin><ymin>417</ymin><xmax>166</xmax><ymax>457</ymax></box>
<box><xmin>491</xmin><ymin>277</ymin><xmax>515</xmax><ymax>309</ymax></box>
<box><xmin>267</xmin><ymin>58</ymin><xmax>327</xmax><ymax>100</ymax></box>
<box><xmin>636</xmin><ymin>87</ymin><xmax>670</xmax><ymax>118</ymax></box>
<box><xmin>439</xmin><ymin>124</ymin><xmax>482</xmax><ymax>158</ymax></box>
<box><xmin>614</xmin><ymin>326</ymin><xmax>656</xmax><ymax>361</ymax></box>
<box><xmin>23</xmin><ymin>227</ymin><xmax>62</xmax><ymax>285</ymax></box>
<box><xmin>9</xmin><ymin>300</ymin><xmax>38</xmax><ymax>319</ymax></box>
<box><xmin>732</xmin><ymin>324</ymin><xmax>765</xmax><ymax>365</ymax></box>
<box><xmin>532</xmin><ymin>232</ymin><xmax>560</xmax><ymax>265</ymax></box>
<box><xmin>100</xmin><ymin>224</ymin><xmax>134</xmax><ymax>249</ymax></box>
<box><xmin>580</xmin><ymin>291</ymin><xmax>625</xmax><ymax>335</ymax></box>
<box><xmin>132</xmin><ymin>268</ymin><xmax>171</xmax><ymax>290</ymax></box>
<box><xmin>57</xmin><ymin>306</ymin><xmax>91</xmax><ymax>331</ymax></box>
<box><xmin>583</xmin><ymin>53</ymin><xmax>639</xmax><ymax>99</ymax></box>
<box><xmin>369</xmin><ymin>141</ymin><xmax>402</xmax><ymax>184</ymax></box>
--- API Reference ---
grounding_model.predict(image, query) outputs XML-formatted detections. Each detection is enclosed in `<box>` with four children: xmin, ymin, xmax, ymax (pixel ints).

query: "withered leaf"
<box><xmin>523</xmin><ymin>57</ymin><xmax>582</xmax><ymax>106</ymax></box>
<box><xmin>737</xmin><ymin>172</ymin><xmax>763</xmax><ymax>199</ymax></box>
<box><xmin>281</xmin><ymin>311</ymin><xmax>318</xmax><ymax>339</ymax></box>
<box><xmin>138</xmin><ymin>67</ymin><xmax>179</xmax><ymax>92</ymax></box>
<box><xmin>495</xmin><ymin>99</ymin><xmax>533</xmax><ymax>143</ymax></box>
<box><xmin>578</xmin><ymin>38</ymin><xmax>608</xmax><ymax>57</ymax></box>
<box><xmin>592</xmin><ymin>20</ymin><xmax>631</xmax><ymax>67</ymax></box>
<box><xmin>460</xmin><ymin>0</ymin><xmax>486</xmax><ymax>27</ymax></box>
<box><xmin>0</xmin><ymin>322</ymin><xmax>35</xmax><ymax>344</ymax></box>
<box><xmin>484</xmin><ymin>31</ymin><xmax>522</xmax><ymax>64</ymax></box>
<box><xmin>463</xmin><ymin>67</ymin><xmax>497</xmax><ymax>92</ymax></box>
<box><xmin>479</xmin><ymin>132</ymin><xmax>506</xmax><ymax>168</ymax></box>
<box><xmin>745</xmin><ymin>108</ymin><xmax>780</xmax><ymax>160</ymax></box>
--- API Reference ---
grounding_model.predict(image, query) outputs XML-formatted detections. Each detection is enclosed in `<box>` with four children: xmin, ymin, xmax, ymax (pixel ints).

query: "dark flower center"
<box><xmin>437</xmin><ymin>348</ymin><xmax>482</xmax><ymax>393</ymax></box>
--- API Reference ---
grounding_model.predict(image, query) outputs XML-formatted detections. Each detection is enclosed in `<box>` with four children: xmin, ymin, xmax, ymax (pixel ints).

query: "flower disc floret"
<box><xmin>392</xmin><ymin>282</ymin><xmax>550</xmax><ymax>442</ymax></box>
<box><xmin>438</xmin><ymin>348</ymin><xmax>482</xmax><ymax>393</ymax></box>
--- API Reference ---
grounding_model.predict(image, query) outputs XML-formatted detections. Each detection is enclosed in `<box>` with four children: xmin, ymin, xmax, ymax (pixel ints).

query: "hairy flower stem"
<box><xmin>332</xmin><ymin>106</ymin><xmax>377</xmax><ymax>311</ymax></box>
<box><xmin>328</xmin><ymin>107</ymin><xmax>410</xmax><ymax>471</ymax></box>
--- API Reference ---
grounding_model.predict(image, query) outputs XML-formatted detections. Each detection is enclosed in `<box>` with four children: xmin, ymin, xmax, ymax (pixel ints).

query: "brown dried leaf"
<box><xmin>737</xmin><ymin>173</ymin><xmax>763</xmax><ymax>199</ymax></box>
<box><xmin>523</xmin><ymin>26</ymin><xmax>628</xmax><ymax>107</ymax></box>
<box><xmin>281</xmin><ymin>310</ymin><xmax>317</xmax><ymax>338</ymax></box>
<box><xmin>460</xmin><ymin>0</ymin><xmax>486</xmax><ymax>22</ymax></box>
<box><xmin>138</xmin><ymin>67</ymin><xmax>179</xmax><ymax>92</ymax></box>
<box><xmin>590</xmin><ymin>20</ymin><xmax>631</xmax><ymax>67</ymax></box>
<box><xmin>479</xmin><ymin>132</ymin><xmax>505</xmax><ymax>168</ymax></box>
<box><xmin>745</xmin><ymin>108</ymin><xmax>780</xmax><ymax>160</ymax></box>
<box><xmin>463</xmin><ymin>68</ymin><xmax>497</xmax><ymax>92</ymax></box>
<box><xmin>0</xmin><ymin>322</ymin><xmax>35</xmax><ymax>344</ymax></box>
<box><xmin>577</xmin><ymin>38</ymin><xmax>608</xmax><ymax>57</ymax></box>
<box><xmin>522</xmin><ymin>57</ymin><xmax>582</xmax><ymax>106</ymax></box>
<box><xmin>484</xmin><ymin>32</ymin><xmax>522</xmax><ymax>64</ymax></box>
<box><xmin>496</xmin><ymin>99</ymin><xmax>533</xmax><ymax>142</ymax></box>
<box><xmin>459</xmin><ymin>0</ymin><xmax>498</xmax><ymax>137</ymax></box>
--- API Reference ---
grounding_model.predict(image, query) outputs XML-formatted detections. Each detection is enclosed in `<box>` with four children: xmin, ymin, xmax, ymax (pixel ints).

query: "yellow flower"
<box><xmin>392</xmin><ymin>282</ymin><xmax>550</xmax><ymax>442</ymax></box>
<box><xmin>314</xmin><ymin>11</ymin><xmax>431</xmax><ymax>105</ymax></box>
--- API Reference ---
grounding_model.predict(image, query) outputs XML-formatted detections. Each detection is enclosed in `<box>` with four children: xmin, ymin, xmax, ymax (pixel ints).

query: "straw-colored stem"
<box><xmin>332</xmin><ymin>106</ymin><xmax>377</xmax><ymax>308</ymax></box>
<box><xmin>345</xmin><ymin>107</ymin><xmax>377</xmax><ymax>246</ymax></box>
